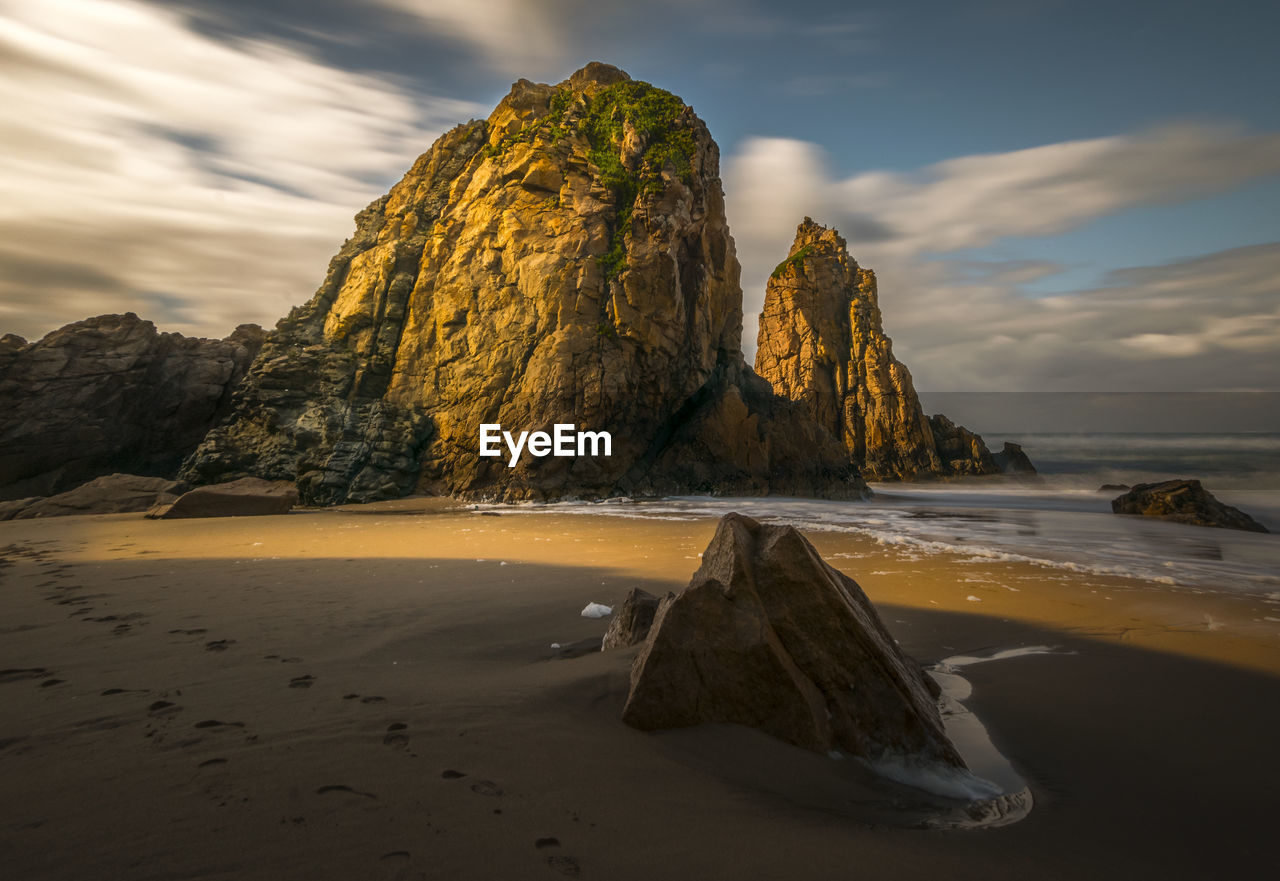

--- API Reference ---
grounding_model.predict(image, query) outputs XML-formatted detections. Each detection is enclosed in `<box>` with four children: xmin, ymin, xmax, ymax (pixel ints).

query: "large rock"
<box><xmin>0</xmin><ymin>474</ymin><xmax>186</xmax><ymax>520</ymax></box>
<box><xmin>0</xmin><ymin>314</ymin><xmax>264</xmax><ymax>500</ymax></box>
<box><xmin>622</xmin><ymin>513</ymin><xmax>965</xmax><ymax>769</ymax></box>
<box><xmin>1111</xmin><ymin>479</ymin><xmax>1268</xmax><ymax>533</ymax></box>
<box><xmin>180</xmin><ymin>64</ymin><xmax>865</xmax><ymax>504</ymax></box>
<box><xmin>992</xmin><ymin>441</ymin><xmax>1037</xmax><ymax>475</ymax></box>
<box><xmin>147</xmin><ymin>477</ymin><xmax>298</xmax><ymax>519</ymax></box>
<box><xmin>754</xmin><ymin>219</ymin><xmax>1003</xmax><ymax>480</ymax></box>
<box><xmin>927</xmin><ymin>415</ymin><xmax>996</xmax><ymax>477</ymax></box>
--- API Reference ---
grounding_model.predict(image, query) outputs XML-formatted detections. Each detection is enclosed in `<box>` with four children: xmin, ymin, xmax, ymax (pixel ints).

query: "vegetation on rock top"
<box><xmin>770</xmin><ymin>244</ymin><xmax>814</xmax><ymax>280</ymax></box>
<box><xmin>480</xmin><ymin>79</ymin><xmax>697</xmax><ymax>282</ymax></box>
<box><xmin>582</xmin><ymin>80</ymin><xmax>696</xmax><ymax>281</ymax></box>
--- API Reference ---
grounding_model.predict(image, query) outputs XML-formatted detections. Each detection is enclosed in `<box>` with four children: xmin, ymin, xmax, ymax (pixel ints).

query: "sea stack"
<box><xmin>181</xmin><ymin>64</ymin><xmax>863</xmax><ymax>504</ymax></box>
<box><xmin>754</xmin><ymin>219</ymin><xmax>1001</xmax><ymax>480</ymax></box>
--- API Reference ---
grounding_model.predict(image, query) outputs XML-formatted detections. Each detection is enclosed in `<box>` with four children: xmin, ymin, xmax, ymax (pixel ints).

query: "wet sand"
<box><xmin>1</xmin><ymin>504</ymin><xmax>1277</xmax><ymax>879</ymax></box>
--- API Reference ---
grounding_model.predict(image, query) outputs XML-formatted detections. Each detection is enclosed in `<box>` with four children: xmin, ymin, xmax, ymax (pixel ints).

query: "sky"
<box><xmin>1</xmin><ymin>0</ymin><xmax>1277</xmax><ymax>393</ymax></box>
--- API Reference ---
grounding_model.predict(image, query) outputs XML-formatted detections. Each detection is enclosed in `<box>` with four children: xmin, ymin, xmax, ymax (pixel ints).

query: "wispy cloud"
<box><xmin>0</xmin><ymin>0</ymin><xmax>481</xmax><ymax>340</ymax></box>
<box><xmin>724</xmin><ymin>127</ymin><xmax>1280</xmax><ymax>390</ymax></box>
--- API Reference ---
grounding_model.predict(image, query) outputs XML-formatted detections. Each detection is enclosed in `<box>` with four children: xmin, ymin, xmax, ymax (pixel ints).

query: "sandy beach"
<box><xmin>2</xmin><ymin>502</ymin><xmax>1278</xmax><ymax>879</ymax></box>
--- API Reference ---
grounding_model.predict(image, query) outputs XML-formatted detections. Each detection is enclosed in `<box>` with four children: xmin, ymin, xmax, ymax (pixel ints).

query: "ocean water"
<box><xmin>502</xmin><ymin>433</ymin><xmax>1280</xmax><ymax>597</ymax></box>
<box><xmin>994</xmin><ymin>432</ymin><xmax>1280</xmax><ymax>491</ymax></box>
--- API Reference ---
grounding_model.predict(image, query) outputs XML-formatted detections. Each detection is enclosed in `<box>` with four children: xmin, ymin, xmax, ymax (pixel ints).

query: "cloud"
<box><xmin>724</xmin><ymin>127</ymin><xmax>1280</xmax><ymax>390</ymax></box>
<box><xmin>371</xmin><ymin>0</ymin><xmax>576</xmax><ymax>74</ymax></box>
<box><xmin>0</xmin><ymin>0</ymin><xmax>482</xmax><ymax>341</ymax></box>
<box><xmin>840</xmin><ymin>124</ymin><xmax>1280</xmax><ymax>255</ymax></box>
<box><xmin>879</xmin><ymin>243</ymin><xmax>1280</xmax><ymax>392</ymax></box>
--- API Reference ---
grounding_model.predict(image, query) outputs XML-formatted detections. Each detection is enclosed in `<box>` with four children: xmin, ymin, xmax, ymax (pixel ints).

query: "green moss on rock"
<box><xmin>771</xmin><ymin>244</ymin><xmax>814</xmax><ymax>280</ymax></box>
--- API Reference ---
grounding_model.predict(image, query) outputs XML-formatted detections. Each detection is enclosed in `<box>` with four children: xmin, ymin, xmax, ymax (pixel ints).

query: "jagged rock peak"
<box><xmin>181</xmin><ymin>66</ymin><xmax>864</xmax><ymax>504</ymax></box>
<box><xmin>755</xmin><ymin>219</ymin><xmax>1000</xmax><ymax>480</ymax></box>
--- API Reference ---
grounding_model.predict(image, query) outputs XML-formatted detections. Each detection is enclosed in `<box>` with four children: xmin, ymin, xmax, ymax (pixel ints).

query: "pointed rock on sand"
<box><xmin>622</xmin><ymin>513</ymin><xmax>965</xmax><ymax>769</ymax></box>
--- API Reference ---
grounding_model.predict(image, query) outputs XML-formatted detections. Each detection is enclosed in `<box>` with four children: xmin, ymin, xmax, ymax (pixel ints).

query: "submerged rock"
<box><xmin>1111</xmin><ymin>479</ymin><xmax>1268</xmax><ymax>533</ymax></box>
<box><xmin>0</xmin><ymin>314</ymin><xmax>263</xmax><ymax>501</ymax></box>
<box><xmin>754</xmin><ymin>219</ymin><xmax>1004</xmax><ymax>480</ymax></box>
<box><xmin>180</xmin><ymin>64</ymin><xmax>864</xmax><ymax>504</ymax></box>
<box><xmin>622</xmin><ymin>513</ymin><xmax>966</xmax><ymax>769</ymax></box>
<box><xmin>147</xmin><ymin>477</ymin><xmax>298</xmax><ymax>519</ymax></box>
<box><xmin>0</xmin><ymin>474</ymin><xmax>186</xmax><ymax>520</ymax></box>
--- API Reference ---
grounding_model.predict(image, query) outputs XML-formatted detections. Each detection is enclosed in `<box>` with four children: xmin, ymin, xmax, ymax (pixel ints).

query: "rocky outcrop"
<box><xmin>992</xmin><ymin>441</ymin><xmax>1037</xmax><ymax>475</ymax></box>
<box><xmin>0</xmin><ymin>314</ymin><xmax>264</xmax><ymax>501</ymax></box>
<box><xmin>927</xmin><ymin>415</ymin><xmax>997</xmax><ymax>477</ymax></box>
<box><xmin>754</xmin><ymin>219</ymin><xmax>1003</xmax><ymax>480</ymax></box>
<box><xmin>1111</xmin><ymin>480</ymin><xmax>1268</xmax><ymax>533</ymax></box>
<box><xmin>601</xmin><ymin>587</ymin><xmax>664</xmax><ymax>650</ymax></box>
<box><xmin>622</xmin><ymin>513</ymin><xmax>966</xmax><ymax>769</ymax></box>
<box><xmin>147</xmin><ymin>477</ymin><xmax>298</xmax><ymax>519</ymax></box>
<box><xmin>181</xmin><ymin>64</ymin><xmax>864</xmax><ymax>504</ymax></box>
<box><xmin>0</xmin><ymin>474</ymin><xmax>186</xmax><ymax>520</ymax></box>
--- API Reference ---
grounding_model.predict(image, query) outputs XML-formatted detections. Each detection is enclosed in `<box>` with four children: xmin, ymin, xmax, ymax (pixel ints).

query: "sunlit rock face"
<box><xmin>755</xmin><ymin>219</ymin><xmax>998</xmax><ymax>480</ymax></box>
<box><xmin>182</xmin><ymin>63</ymin><xmax>865</xmax><ymax>503</ymax></box>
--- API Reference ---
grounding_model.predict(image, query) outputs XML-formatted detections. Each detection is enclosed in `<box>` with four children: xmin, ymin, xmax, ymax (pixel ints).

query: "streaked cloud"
<box><xmin>725</xmin><ymin>127</ymin><xmax>1280</xmax><ymax>391</ymax></box>
<box><xmin>0</xmin><ymin>0</ymin><xmax>481</xmax><ymax>340</ymax></box>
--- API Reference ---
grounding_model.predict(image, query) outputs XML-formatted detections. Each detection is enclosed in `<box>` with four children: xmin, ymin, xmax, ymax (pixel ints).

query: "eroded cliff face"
<box><xmin>182</xmin><ymin>63</ymin><xmax>864</xmax><ymax>503</ymax></box>
<box><xmin>0</xmin><ymin>314</ymin><xmax>264</xmax><ymax>500</ymax></box>
<box><xmin>755</xmin><ymin>220</ymin><xmax>997</xmax><ymax>480</ymax></box>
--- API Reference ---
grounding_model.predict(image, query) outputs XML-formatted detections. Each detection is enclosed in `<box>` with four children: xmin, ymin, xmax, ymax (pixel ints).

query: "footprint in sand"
<box><xmin>39</xmin><ymin>678</ymin><xmax>66</xmax><ymax>688</ymax></box>
<box><xmin>0</xmin><ymin>667</ymin><xmax>49</xmax><ymax>684</ymax></box>
<box><xmin>316</xmin><ymin>784</ymin><xmax>377</xmax><ymax>799</ymax></box>
<box><xmin>360</xmin><ymin>695</ymin><xmax>387</xmax><ymax>704</ymax></box>
<box><xmin>194</xmin><ymin>720</ymin><xmax>245</xmax><ymax>729</ymax></box>
<box><xmin>288</xmin><ymin>675</ymin><xmax>315</xmax><ymax>689</ymax></box>
<box><xmin>441</xmin><ymin>769</ymin><xmax>466</xmax><ymax>779</ymax></box>
<box><xmin>169</xmin><ymin>629</ymin><xmax>208</xmax><ymax>636</ymax></box>
<box><xmin>376</xmin><ymin>851</ymin><xmax>414</xmax><ymax>881</ymax></box>
<box><xmin>470</xmin><ymin>780</ymin><xmax>503</xmax><ymax>797</ymax></box>
<box><xmin>205</xmin><ymin>639</ymin><xmax>236</xmax><ymax>652</ymax></box>
<box><xmin>149</xmin><ymin>700</ymin><xmax>179</xmax><ymax>713</ymax></box>
<box><xmin>198</xmin><ymin>758</ymin><xmax>228</xmax><ymax>768</ymax></box>
<box><xmin>545</xmin><ymin>855</ymin><xmax>581</xmax><ymax>877</ymax></box>
<box><xmin>535</xmin><ymin>838</ymin><xmax>560</xmax><ymax>849</ymax></box>
<box><xmin>383</xmin><ymin>723</ymin><xmax>409</xmax><ymax>747</ymax></box>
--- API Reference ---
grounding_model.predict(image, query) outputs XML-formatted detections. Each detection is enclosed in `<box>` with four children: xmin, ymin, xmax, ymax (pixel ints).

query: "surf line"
<box><xmin>479</xmin><ymin>423</ymin><xmax>612</xmax><ymax>468</ymax></box>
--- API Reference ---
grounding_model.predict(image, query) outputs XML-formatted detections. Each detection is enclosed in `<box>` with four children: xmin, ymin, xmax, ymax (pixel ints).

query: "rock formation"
<box><xmin>1111</xmin><ymin>479</ymin><xmax>1269</xmax><ymax>533</ymax></box>
<box><xmin>147</xmin><ymin>477</ymin><xmax>298</xmax><ymax>519</ymax></box>
<box><xmin>992</xmin><ymin>441</ymin><xmax>1037</xmax><ymax>475</ymax></box>
<box><xmin>0</xmin><ymin>474</ymin><xmax>186</xmax><ymax>520</ymax></box>
<box><xmin>754</xmin><ymin>219</ymin><xmax>1003</xmax><ymax>480</ymax></box>
<box><xmin>181</xmin><ymin>63</ymin><xmax>864</xmax><ymax>504</ymax></box>
<box><xmin>601</xmin><ymin>587</ymin><xmax>664</xmax><ymax>650</ymax></box>
<box><xmin>622</xmin><ymin>513</ymin><xmax>966</xmax><ymax>769</ymax></box>
<box><xmin>0</xmin><ymin>314</ymin><xmax>264</xmax><ymax>500</ymax></box>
